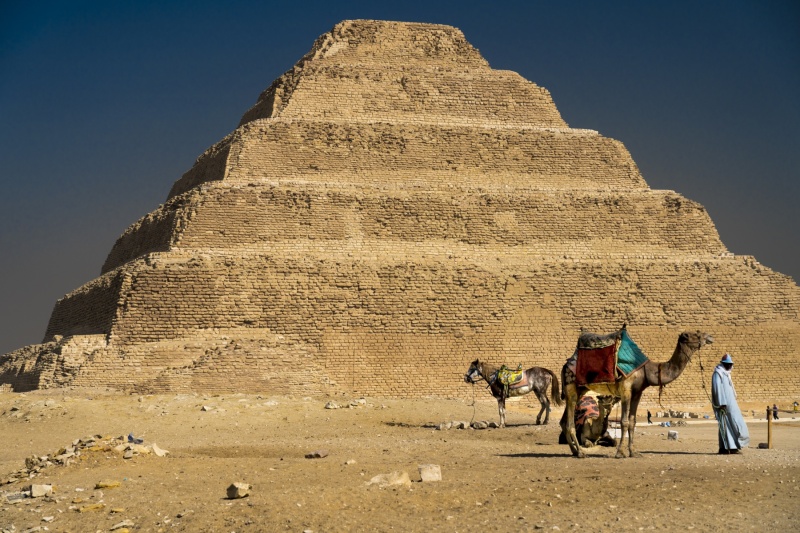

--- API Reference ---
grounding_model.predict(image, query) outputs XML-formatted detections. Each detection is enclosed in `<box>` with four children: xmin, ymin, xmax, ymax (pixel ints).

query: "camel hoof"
<box><xmin>615</xmin><ymin>451</ymin><xmax>627</xmax><ymax>459</ymax></box>
<box><xmin>630</xmin><ymin>451</ymin><xmax>643</xmax><ymax>458</ymax></box>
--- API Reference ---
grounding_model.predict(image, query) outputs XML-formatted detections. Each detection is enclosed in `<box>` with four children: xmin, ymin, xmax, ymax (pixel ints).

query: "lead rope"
<box><xmin>469</xmin><ymin>381</ymin><xmax>477</xmax><ymax>425</ymax></box>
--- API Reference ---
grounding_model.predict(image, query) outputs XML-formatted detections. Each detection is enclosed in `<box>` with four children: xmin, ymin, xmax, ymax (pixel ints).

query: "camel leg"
<box><xmin>563</xmin><ymin>385</ymin><xmax>585</xmax><ymax>457</ymax></box>
<box><xmin>560</xmin><ymin>403</ymin><xmax>578</xmax><ymax>456</ymax></box>
<box><xmin>627</xmin><ymin>395</ymin><xmax>643</xmax><ymax>458</ymax></box>
<box><xmin>615</xmin><ymin>399</ymin><xmax>630</xmax><ymax>459</ymax></box>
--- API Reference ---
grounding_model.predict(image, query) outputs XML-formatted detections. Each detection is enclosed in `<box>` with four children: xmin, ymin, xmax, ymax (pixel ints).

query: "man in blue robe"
<box><xmin>712</xmin><ymin>353</ymin><xmax>749</xmax><ymax>454</ymax></box>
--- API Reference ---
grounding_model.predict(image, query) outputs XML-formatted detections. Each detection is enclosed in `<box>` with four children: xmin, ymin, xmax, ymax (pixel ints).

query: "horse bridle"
<box><xmin>464</xmin><ymin>364</ymin><xmax>496</xmax><ymax>390</ymax></box>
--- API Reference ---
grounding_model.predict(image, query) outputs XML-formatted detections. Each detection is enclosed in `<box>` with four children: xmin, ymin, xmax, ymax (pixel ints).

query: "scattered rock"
<box><xmin>77</xmin><ymin>502</ymin><xmax>106</xmax><ymax>512</ymax></box>
<box><xmin>344</xmin><ymin>459</ymin><xmax>357</xmax><ymax>465</ymax></box>
<box><xmin>152</xmin><ymin>442</ymin><xmax>169</xmax><ymax>457</ymax></box>
<box><xmin>227</xmin><ymin>482</ymin><xmax>251</xmax><ymax>499</ymax></box>
<box><xmin>667</xmin><ymin>431</ymin><xmax>678</xmax><ymax>440</ymax></box>
<box><xmin>324</xmin><ymin>401</ymin><xmax>340</xmax><ymax>409</ymax></box>
<box><xmin>367</xmin><ymin>471</ymin><xmax>412</xmax><ymax>488</ymax></box>
<box><xmin>6</xmin><ymin>491</ymin><xmax>28</xmax><ymax>503</ymax></box>
<box><xmin>472</xmin><ymin>421</ymin><xmax>489</xmax><ymax>430</ymax></box>
<box><xmin>488</xmin><ymin>421</ymin><xmax>500</xmax><ymax>429</ymax></box>
<box><xmin>123</xmin><ymin>449</ymin><xmax>134</xmax><ymax>459</ymax></box>
<box><xmin>201</xmin><ymin>405</ymin><xmax>212</xmax><ymax>411</ymax></box>
<box><xmin>29</xmin><ymin>484</ymin><xmax>53</xmax><ymax>497</ymax></box>
<box><xmin>110</xmin><ymin>520</ymin><xmax>135</xmax><ymax>531</ymax></box>
<box><xmin>305</xmin><ymin>450</ymin><xmax>329</xmax><ymax>459</ymax></box>
<box><xmin>95</xmin><ymin>480</ymin><xmax>121</xmax><ymax>489</ymax></box>
<box><xmin>418</xmin><ymin>464</ymin><xmax>442</xmax><ymax>482</ymax></box>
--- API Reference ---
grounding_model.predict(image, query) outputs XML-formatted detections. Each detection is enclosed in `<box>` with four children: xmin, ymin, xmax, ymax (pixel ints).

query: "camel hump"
<box><xmin>577</xmin><ymin>329</ymin><xmax>622</xmax><ymax>350</ymax></box>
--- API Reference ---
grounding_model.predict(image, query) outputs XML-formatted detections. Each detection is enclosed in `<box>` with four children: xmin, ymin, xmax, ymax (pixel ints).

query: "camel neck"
<box><xmin>651</xmin><ymin>342</ymin><xmax>691</xmax><ymax>386</ymax></box>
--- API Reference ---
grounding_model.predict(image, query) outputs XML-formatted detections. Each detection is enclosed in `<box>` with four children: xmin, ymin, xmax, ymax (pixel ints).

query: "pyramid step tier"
<box><xmin>238</xmin><ymin>65</ymin><xmax>566</xmax><ymax>128</ymax></box>
<box><xmin>53</xmin><ymin>253</ymin><xmax>799</xmax><ymax>345</ymax></box>
<box><xmin>105</xmin><ymin>184</ymin><xmax>723</xmax><ymax>273</ymax></box>
<box><xmin>168</xmin><ymin>119</ymin><xmax>643</xmax><ymax>199</ymax></box>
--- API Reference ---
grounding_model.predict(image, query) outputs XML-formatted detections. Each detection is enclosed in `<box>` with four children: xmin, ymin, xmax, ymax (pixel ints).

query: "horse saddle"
<box><xmin>495</xmin><ymin>365</ymin><xmax>526</xmax><ymax>389</ymax></box>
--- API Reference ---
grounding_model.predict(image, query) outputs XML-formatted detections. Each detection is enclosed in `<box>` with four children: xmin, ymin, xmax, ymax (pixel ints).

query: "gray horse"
<box><xmin>464</xmin><ymin>359</ymin><xmax>563</xmax><ymax>427</ymax></box>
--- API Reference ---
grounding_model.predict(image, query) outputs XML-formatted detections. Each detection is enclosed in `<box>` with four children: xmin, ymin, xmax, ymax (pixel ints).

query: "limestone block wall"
<box><xmin>27</xmin><ymin>251</ymin><xmax>799</xmax><ymax>404</ymax></box>
<box><xmin>8</xmin><ymin>244</ymin><xmax>800</xmax><ymax>403</ymax></box>
<box><xmin>242</xmin><ymin>66</ymin><xmax>567</xmax><ymax>127</ymax></box>
<box><xmin>168</xmin><ymin>121</ymin><xmax>642</xmax><ymax>198</ymax></box>
<box><xmin>105</xmin><ymin>183</ymin><xmax>725</xmax><ymax>273</ymax></box>
<box><xmin>101</xmin><ymin>194</ymin><xmax>191</xmax><ymax>273</ymax></box>
<box><xmin>43</xmin><ymin>270</ymin><xmax>127</xmax><ymax>340</ymax></box>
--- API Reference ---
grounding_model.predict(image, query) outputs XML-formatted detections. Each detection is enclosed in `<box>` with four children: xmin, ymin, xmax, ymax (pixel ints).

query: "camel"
<box><xmin>558</xmin><ymin>392</ymin><xmax>619</xmax><ymax>448</ymax></box>
<box><xmin>464</xmin><ymin>359</ymin><xmax>563</xmax><ymax>427</ymax></box>
<box><xmin>561</xmin><ymin>329</ymin><xmax>713</xmax><ymax>458</ymax></box>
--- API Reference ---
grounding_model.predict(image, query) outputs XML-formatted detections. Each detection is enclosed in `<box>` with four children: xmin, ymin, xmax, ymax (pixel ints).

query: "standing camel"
<box><xmin>561</xmin><ymin>330</ymin><xmax>713</xmax><ymax>458</ymax></box>
<box><xmin>464</xmin><ymin>359</ymin><xmax>563</xmax><ymax>427</ymax></box>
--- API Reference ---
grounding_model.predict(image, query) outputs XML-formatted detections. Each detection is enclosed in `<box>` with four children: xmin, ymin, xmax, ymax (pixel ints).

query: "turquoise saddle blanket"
<box><xmin>616</xmin><ymin>329</ymin><xmax>649</xmax><ymax>376</ymax></box>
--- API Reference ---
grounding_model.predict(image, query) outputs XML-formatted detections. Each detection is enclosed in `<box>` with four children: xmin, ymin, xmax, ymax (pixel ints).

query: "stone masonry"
<box><xmin>1</xmin><ymin>20</ymin><xmax>798</xmax><ymax>407</ymax></box>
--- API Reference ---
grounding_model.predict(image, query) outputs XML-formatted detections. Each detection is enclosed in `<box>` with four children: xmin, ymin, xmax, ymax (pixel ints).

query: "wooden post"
<box><xmin>767</xmin><ymin>406</ymin><xmax>773</xmax><ymax>449</ymax></box>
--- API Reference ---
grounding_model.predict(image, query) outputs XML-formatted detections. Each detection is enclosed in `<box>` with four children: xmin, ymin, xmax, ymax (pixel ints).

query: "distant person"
<box><xmin>766</xmin><ymin>405</ymin><xmax>771</xmax><ymax>420</ymax></box>
<box><xmin>772</xmin><ymin>404</ymin><xmax>779</xmax><ymax>420</ymax></box>
<box><xmin>793</xmin><ymin>401</ymin><xmax>798</xmax><ymax>412</ymax></box>
<box><xmin>712</xmin><ymin>354</ymin><xmax>749</xmax><ymax>454</ymax></box>
<box><xmin>647</xmin><ymin>410</ymin><xmax>652</xmax><ymax>424</ymax></box>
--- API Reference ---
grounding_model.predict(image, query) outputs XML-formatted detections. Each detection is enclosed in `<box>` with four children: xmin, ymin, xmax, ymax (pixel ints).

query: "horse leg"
<box><xmin>615</xmin><ymin>399</ymin><xmax>630</xmax><ymax>459</ymax></box>
<box><xmin>534</xmin><ymin>389</ymin><xmax>549</xmax><ymax>425</ymax></box>
<box><xmin>498</xmin><ymin>397</ymin><xmax>506</xmax><ymax>428</ymax></box>
<box><xmin>543</xmin><ymin>396</ymin><xmax>551</xmax><ymax>425</ymax></box>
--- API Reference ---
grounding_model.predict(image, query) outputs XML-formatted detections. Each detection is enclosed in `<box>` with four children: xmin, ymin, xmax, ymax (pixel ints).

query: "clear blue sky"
<box><xmin>1</xmin><ymin>0</ymin><xmax>798</xmax><ymax>355</ymax></box>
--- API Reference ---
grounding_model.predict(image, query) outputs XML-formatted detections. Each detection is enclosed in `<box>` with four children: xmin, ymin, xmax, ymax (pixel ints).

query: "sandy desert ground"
<box><xmin>1</xmin><ymin>389</ymin><xmax>798</xmax><ymax>532</ymax></box>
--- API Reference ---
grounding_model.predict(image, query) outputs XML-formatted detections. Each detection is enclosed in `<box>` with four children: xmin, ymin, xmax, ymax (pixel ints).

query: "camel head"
<box><xmin>464</xmin><ymin>359</ymin><xmax>485</xmax><ymax>384</ymax></box>
<box><xmin>679</xmin><ymin>331</ymin><xmax>714</xmax><ymax>351</ymax></box>
<box><xmin>674</xmin><ymin>331</ymin><xmax>714</xmax><ymax>365</ymax></box>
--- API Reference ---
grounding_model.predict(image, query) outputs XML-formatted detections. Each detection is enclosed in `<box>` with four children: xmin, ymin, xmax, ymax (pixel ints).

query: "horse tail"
<box><xmin>545</xmin><ymin>368</ymin><xmax>563</xmax><ymax>406</ymax></box>
<box><xmin>559</xmin><ymin>364</ymin><xmax>567</xmax><ymax>401</ymax></box>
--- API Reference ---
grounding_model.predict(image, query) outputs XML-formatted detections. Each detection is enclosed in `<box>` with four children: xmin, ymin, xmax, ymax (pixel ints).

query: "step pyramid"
<box><xmin>2</xmin><ymin>20</ymin><xmax>798</xmax><ymax>404</ymax></box>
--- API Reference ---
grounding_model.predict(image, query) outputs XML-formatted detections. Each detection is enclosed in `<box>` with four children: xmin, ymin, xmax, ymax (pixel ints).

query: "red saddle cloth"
<box><xmin>575</xmin><ymin>341</ymin><xmax>617</xmax><ymax>387</ymax></box>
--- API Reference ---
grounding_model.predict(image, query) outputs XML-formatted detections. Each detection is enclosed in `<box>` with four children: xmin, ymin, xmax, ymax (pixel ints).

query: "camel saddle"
<box><xmin>572</xmin><ymin>327</ymin><xmax>649</xmax><ymax>387</ymax></box>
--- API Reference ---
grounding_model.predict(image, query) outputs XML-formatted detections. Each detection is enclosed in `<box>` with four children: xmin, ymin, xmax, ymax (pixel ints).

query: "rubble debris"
<box><xmin>305</xmin><ymin>450</ymin><xmax>329</xmax><ymax>459</ymax></box>
<box><xmin>418</xmin><ymin>464</ymin><xmax>442</xmax><ymax>482</ymax></box>
<box><xmin>367</xmin><ymin>471</ymin><xmax>411</xmax><ymax>488</ymax></box>
<box><xmin>227</xmin><ymin>482</ymin><xmax>251</xmax><ymax>499</ymax></box>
